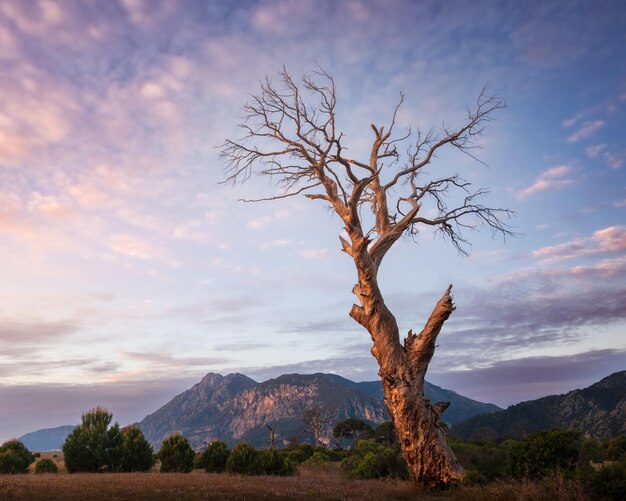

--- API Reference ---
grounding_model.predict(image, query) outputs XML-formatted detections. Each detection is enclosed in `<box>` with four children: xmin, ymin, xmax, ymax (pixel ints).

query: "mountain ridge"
<box><xmin>16</xmin><ymin>371</ymin><xmax>501</xmax><ymax>451</ymax></box>
<box><xmin>451</xmin><ymin>370</ymin><xmax>626</xmax><ymax>441</ymax></box>
<box><xmin>137</xmin><ymin>371</ymin><xmax>501</xmax><ymax>449</ymax></box>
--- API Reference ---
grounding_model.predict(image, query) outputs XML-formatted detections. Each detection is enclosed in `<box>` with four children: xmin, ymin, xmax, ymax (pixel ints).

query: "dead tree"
<box><xmin>221</xmin><ymin>69</ymin><xmax>513</xmax><ymax>486</ymax></box>
<box><xmin>266</xmin><ymin>424</ymin><xmax>276</xmax><ymax>450</ymax></box>
<box><xmin>302</xmin><ymin>404</ymin><xmax>335</xmax><ymax>447</ymax></box>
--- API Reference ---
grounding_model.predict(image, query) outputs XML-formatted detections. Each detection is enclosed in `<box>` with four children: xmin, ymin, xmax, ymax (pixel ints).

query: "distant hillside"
<box><xmin>452</xmin><ymin>371</ymin><xmax>626</xmax><ymax>441</ymax></box>
<box><xmin>138</xmin><ymin>372</ymin><xmax>501</xmax><ymax>449</ymax></box>
<box><xmin>18</xmin><ymin>425</ymin><xmax>77</xmax><ymax>452</ymax></box>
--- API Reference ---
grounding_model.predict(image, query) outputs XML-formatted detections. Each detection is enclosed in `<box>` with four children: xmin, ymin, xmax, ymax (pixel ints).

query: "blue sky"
<box><xmin>1</xmin><ymin>0</ymin><xmax>625</xmax><ymax>441</ymax></box>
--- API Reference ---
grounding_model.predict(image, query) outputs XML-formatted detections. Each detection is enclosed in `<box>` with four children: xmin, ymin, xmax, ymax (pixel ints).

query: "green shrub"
<box><xmin>0</xmin><ymin>440</ymin><xmax>35</xmax><ymax>474</ymax></box>
<box><xmin>282</xmin><ymin>443</ymin><xmax>314</xmax><ymax>464</ymax></box>
<box><xmin>34</xmin><ymin>458</ymin><xmax>59</xmax><ymax>474</ymax></box>
<box><xmin>305</xmin><ymin>450</ymin><xmax>331</xmax><ymax>466</ymax></box>
<box><xmin>226</xmin><ymin>442</ymin><xmax>261</xmax><ymax>475</ymax></box>
<box><xmin>449</xmin><ymin>437</ymin><xmax>508</xmax><ymax>481</ymax></box>
<box><xmin>341</xmin><ymin>439</ymin><xmax>408</xmax><ymax>480</ymax></box>
<box><xmin>589</xmin><ymin>462</ymin><xmax>626</xmax><ymax>501</ymax></box>
<box><xmin>258</xmin><ymin>448</ymin><xmax>295</xmax><ymax>475</ymax></box>
<box><xmin>201</xmin><ymin>440</ymin><xmax>230</xmax><ymax>473</ymax></box>
<box><xmin>63</xmin><ymin>407</ymin><xmax>124</xmax><ymax>473</ymax></box>
<box><xmin>507</xmin><ymin>428</ymin><xmax>582</xmax><ymax>479</ymax></box>
<box><xmin>158</xmin><ymin>434</ymin><xmax>195</xmax><ymax>473</ymax></box>
<box><xmin>120</xmin><ymin>426</ymin><xmax>153</xmax><ymax>472</ymax></box>
<box><xmin>193</xmin><ymin>452</ymin><xmax>204</xmax><ymax>469</ymax></box>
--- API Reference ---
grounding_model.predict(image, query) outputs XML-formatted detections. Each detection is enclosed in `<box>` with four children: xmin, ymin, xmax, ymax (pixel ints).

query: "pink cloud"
<box><xmin>109</xmin><ymin>234</ymin><xmax>155</xmax><ymax>260</ymax></box>
<box><xmin>566</xmin><ymin>120</ymin><xmax>604</xmax><ymax>143</ymax></box>
<box><xmin>516</xmin><ymin>165</ymin><xmax>575</xmax><ymax>200</ymax></box>
<box><xmin>532</xmin><ymin>226</ymin><xmax>626</xmax><ymax>263</ymax></box>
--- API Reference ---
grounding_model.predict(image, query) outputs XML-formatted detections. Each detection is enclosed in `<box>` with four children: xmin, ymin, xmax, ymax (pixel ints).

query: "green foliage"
<box><xmin>361</xmin><ymin>421</ymin><xmax>398</xmax><ymax>447</ymax></box>
<box><xmin>600</xmin><ymin>435</ymin><xmax>626</xmax><ymax>462</ymax></box>
<box><xmin>225</xmin><ymin>443</ymin><xmax>295</xmax><ymax>476</ymax></box>
<box><xmin>158</xmin><ymin>434</ymin><xmax>195</xmax><ymax>473</ymax></box>
<box><xmin>257</xmin><ymin>448</ymin><xmax>296</xmax><ymax>476</ymax></box>
<box><xmin>449</xmin><ymin>436</ymin><xmax>508</xmax><ymax>482</ymax></box>
<box><xmin>0</xmin><ymin>439</ymin><xmax>35</xmax><ymax>474</ymax></box>
<box><xmin>63</xmin><ymin>407</ymin><xmax>124</xmax><ymax>473</ymax></box>
<box><xmin>200</xmin><ymin>440</ymin><xmax>230</xmax><ymax>473</ymax></box>
<box><xmin>120</xmin><ymin>426</ymin><xmax>153</xmax><ymax>472</ymax></box>
<box><xmin>341</xmin><ymin>439</ymin><xmax>408</xmax><ymax>480</ymax></box>
<box><xmin>588</xmin><ymin>462</ymin><xmax>626</xmax><ymax>501</ymax></box>
<box><xmin>332</xmin><ymin>419</ymin><xmax>372</xmax><ymax>448</ymax></box>
<box><xmin>304</xmin><ymin>450</ymin><xmax>331</xmax><ymax>466</ymax></box>
<box><xmin>282</xmin><ymin>443</ymin><xmax>314</xmax><ymax>464</ymax></box>
<box><xmin>507</xmin><ymin>428</ymin><xmax>582</xmax><ymax>478</ymax></box>
<box><xmin>193</xmin><ymin>452</ymin><xmax>204</xmax><ymax>469</ymax></box>
<box><xmin>226</xmin><ymin>442</ymin><xmax>261</xmax><ymax>475</ymax></box>
<box><xmin>34</xmin><ymin>458</ymin><xmax>59</xmax><ymax>474</ymax></box>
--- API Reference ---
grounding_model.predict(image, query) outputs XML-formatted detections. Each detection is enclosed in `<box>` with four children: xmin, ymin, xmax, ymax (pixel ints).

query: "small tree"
<box><xmin>201</xmin><ymin>440</ymin><xmax>230</xmax><ymax>473</ymax></box>
<box><xmin>333</xmin><ymin>418</ymin><xmax>372</xmax><ymax>448</ymax></box>
<box><xmin>63</xmin><ymin>407</ymin><xmax>123</xmax><ymax>473</ymax></box>
<box><xmin>120</xmin><ymin>426</ymin><xmax>154</xmax><ymax>472</ymax></box>
<box><xmin>222</xmin><ymin>69</ymin><xmax>513</xmax><ymax>486</ymax></box>
<box><xmin>0</xmin><ymin>439</ymin><xmax>35</xmax><ymax>474</ymax></box>
<box><xmin>158</xmin><ymin>434</ymin><xmax>195</xmax><ymax>473</ymax></box>
<box><xmin>226</xmin><ymin>442</ymin><xmax>261</xmax><ymax>475</ymax></box>
<box><xmin>34</xmin><ymin>458</ymin><xmax>59</xmax><ymax>474</ymax></box>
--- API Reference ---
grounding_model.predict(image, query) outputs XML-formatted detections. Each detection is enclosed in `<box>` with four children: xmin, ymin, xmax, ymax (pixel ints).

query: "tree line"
<box><xmin>2</xmin><ymin>407</ymin><xmax>624</xmax><ymax>500</ymax></box>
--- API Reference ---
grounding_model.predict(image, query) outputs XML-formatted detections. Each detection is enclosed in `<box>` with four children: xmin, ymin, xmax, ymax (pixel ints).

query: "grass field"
<box><xmin>0</xmin><ymin>464</ymin><xmax>589</xmax><ymax>501</ymax></box>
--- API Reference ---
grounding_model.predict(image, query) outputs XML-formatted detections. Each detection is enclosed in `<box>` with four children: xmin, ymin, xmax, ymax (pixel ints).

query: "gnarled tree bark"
<box><xmin>221</xmin><ymin>68</ymin><xmax>513</xmax><ymax>486</ymax></box>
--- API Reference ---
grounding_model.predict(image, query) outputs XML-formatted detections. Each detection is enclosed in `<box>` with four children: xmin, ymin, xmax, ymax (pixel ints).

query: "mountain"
<box><xmin>138</xmin><ymin>372</ymin><xmax>501</xmax><ymax>449</ymax></box>
<box><xmin>451</xmin><ymin>371</ymin><xmax>626</xmax><ymax>441</ymax></box>
<box><xmin>18</xmin><ymin>425</ymin><xmax>77</xmax><ymax>451</ymax></box>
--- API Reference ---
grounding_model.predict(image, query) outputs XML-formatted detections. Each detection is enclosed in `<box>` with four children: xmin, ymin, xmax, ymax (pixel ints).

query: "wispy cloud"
<box><xmin>566</xmin><ymin>120</ymin><xmax>604</xmax><ymax>142</ymax></box>
<box><xmin>532</xmin><ymin>226</ymin><xmax>626</xmax><ymax>263</ymax></box>
<box><xmin>109</xmin><ymin>234</ymin><xmax>156</xmax><ymax>260</ymax></box>
<box><xmin>515</xmin><ymin>165</ymin><xmax>575</xmax><ymax>200</ymax></box>
<box><xmin>586</xmin><ymin>143</ymin><xmax>606</xmax><ymax>157</ymax></box>
<box><xmin>299</xmin><ymin>248</ymin><xmax>331</xmax><ymax>260</ymax></box>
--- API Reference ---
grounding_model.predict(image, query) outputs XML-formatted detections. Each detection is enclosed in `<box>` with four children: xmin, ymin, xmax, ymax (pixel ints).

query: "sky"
<box><xmin>0</xmin><ymin>0</ymin><xmax>625</xmax><ymax>441</ymax></box>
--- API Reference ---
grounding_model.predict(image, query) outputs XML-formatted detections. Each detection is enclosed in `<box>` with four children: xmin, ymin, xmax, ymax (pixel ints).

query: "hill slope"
<box><xmin>18</xmin><ymin>425</ymin><xmax>77</xmax><ymax>451</ymax></box>
<box><xmin>138</xmin><ymin>372</ymin><xmax>501</xmax><ymax>449</ymax></box>
<box><xmin>451</xmin><ymin>371</ymin><xmax>626</xmax><ymax>441</ymax></box>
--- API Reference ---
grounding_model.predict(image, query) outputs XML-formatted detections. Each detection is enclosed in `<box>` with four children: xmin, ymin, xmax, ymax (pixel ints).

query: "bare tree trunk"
<box><xmin>266</xmin><ymin>425</ymin><xmax>275</xmax><ymax>450</ymax></box>
<box><xmin>350</xmin><ymin>253</ymin><xmax>463</xmax><ymax>486</ymax></box>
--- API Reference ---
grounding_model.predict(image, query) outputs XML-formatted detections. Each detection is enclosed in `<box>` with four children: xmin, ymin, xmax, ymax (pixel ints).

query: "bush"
<box><xmin>508</xmin><ymin>428</ymin><xmax>582</xmax><ymax>479</ymax></box>
<box><xmin>449</xmin><ymin>437</ymin><xmax>508</xmax><ymax>481</ymax></box>
<box><xmin>282</xmin><ymin>443</ymin><xmax>314</xmax><ymax>464</ymax></box>
<box><xmin>34</xmin><ymin>458</ymin><xmax>59</xmax><ymax>474</ymax></box>
<box><xmin>158</xmin><ymin>434</ymin><xmax>195</xmax><ymax>473</ymax></box>
<box><xmin>258</xmin><ymin>449</ymin><xmax>296</xmax><ymax>476</ymax></box>
<box><xmin>63</xmin><ymin>407</ymin><xmax>124</xmax><ymax>473</ymax></box>
<box><xmin>0</xmin><ymin>439</ymin><xmax>35</xmax><ymax>474</ymax></box>
<box><xmin>341</xmin><ymin>439</ymin><xmax>408</xmax><ymax>480</ymax></box>
<box><xmin>589</xmin><ymin>462</ymin><xmax>626</xmax><ymax>501</ymax></box>
<box><xmin>120</xmin><ymin>426</ymin><xmax>154</xmax><ymax>472</ymax></box>
<box><xmin>201</xmin><ymin>440</ymin><xmax>230</xmax><ymax>473</ymax></box>
<box><xmin>305</xmin><ymin>450</ymin><xmax>332</xmax><ymax>466</ymax></box>
<box><xmin>226</xmin><ymin>442</ymin><xmax>261</xmax><ymax>475</ymax></box>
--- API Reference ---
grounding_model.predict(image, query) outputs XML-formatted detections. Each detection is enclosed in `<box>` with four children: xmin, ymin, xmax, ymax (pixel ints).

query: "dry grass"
<box><xmin>0</xmin><ymin>466</ymin><xmax>419</xmax><ymax>501</ymax></box>
<box><xmin>0</xmin><ymin>464</ymin><xmax>590</xmax><ymax>501</ymax></box>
